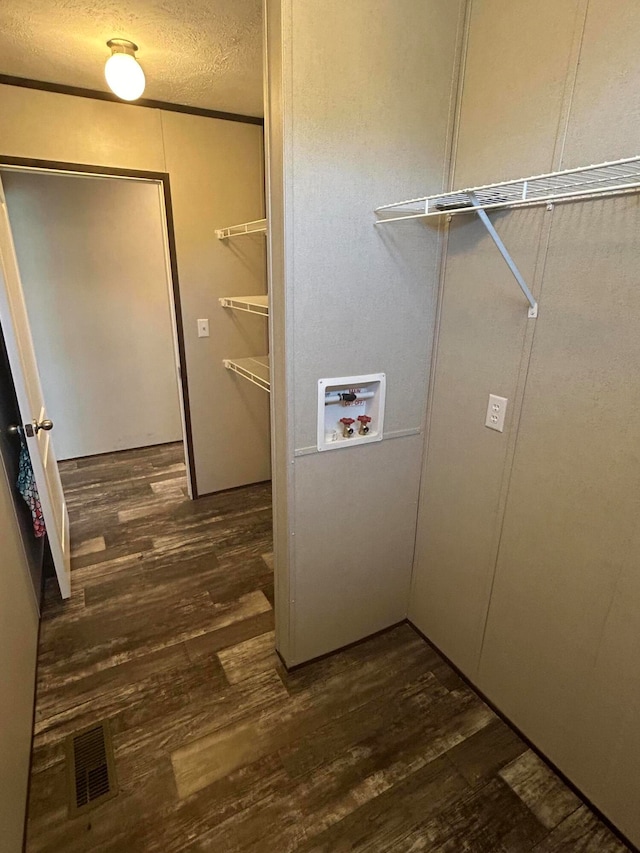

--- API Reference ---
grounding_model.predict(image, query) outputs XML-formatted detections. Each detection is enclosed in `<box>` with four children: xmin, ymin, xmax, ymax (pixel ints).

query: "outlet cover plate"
<box><xmin>485</xmin><ymin>394</ymin><xmax>508</xmax><ymax>432</ymax></box>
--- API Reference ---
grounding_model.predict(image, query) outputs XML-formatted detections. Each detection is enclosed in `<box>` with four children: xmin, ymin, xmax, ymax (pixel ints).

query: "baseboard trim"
<box><xmin>277</xmin><ymin>620</ymin><xmax>406</xmax><ymax>672</ymax></box>
<box><xmin>197</xmin><ymin>478</ymin><xmax>272</xmax><ymax>500</ymax></box>
<box><xmin>59</xmin><ymin>439</ymin><xmax>184</xmax><ymax>465</ymax></box>
<box><xmin>406</xmin><ymin>620</ymin><xmax>638</xmax><ymax>853</ymax></box>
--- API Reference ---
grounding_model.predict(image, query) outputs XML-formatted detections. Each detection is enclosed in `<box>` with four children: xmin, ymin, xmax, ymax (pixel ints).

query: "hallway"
<box><xmin>26</xmin><ymin>444</ymin><xmax>628</xmax><ymax>852</ymax></box>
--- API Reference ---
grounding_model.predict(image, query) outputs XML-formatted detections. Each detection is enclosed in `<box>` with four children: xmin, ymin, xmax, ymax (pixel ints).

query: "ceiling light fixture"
<box><xmin>105</xmin><ymin>38</ymin><xmax>145</xmax><ymax>101</ymax></box>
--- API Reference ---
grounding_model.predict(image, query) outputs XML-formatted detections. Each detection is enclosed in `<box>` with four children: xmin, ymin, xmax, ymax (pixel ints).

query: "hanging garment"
<box><xmin>17</xmin><ymin>435</ymin><xmax>46</xmax><ymax>538</ymax></box>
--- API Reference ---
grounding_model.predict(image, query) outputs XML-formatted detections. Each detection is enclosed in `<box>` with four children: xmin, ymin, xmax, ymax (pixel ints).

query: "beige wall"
<box><xmin>265</xmin><ymin>0</ymin><xmax>465</xmax><ymax>664</ymax></box>
<box><xmin>0</xmin><ymin>84</ymin><xmax>268</xmax><ymax>494</ymax></box>
<box><xmin>0</xmin><ymin>453</ymin><xmax>39</xmax><ymax>853</ymax></box>
<box><xmin>2</xmin><ymin>171</ymin><xmax>182</xmax><ymax>459</ymax></box>
<box><xmin>410</xmin><ymin>0</ymin><xmax>640</xmax><ymax>844</ymax></box>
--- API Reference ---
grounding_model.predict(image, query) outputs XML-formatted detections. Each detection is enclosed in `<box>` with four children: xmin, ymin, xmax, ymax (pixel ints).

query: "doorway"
<box><xmin>0</xmin><ymin>158</ymin><xmax>197</xmax><ymax>501</ymax></box>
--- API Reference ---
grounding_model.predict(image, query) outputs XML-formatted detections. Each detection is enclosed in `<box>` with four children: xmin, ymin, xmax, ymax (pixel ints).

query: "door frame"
<box><xmin>0</xmin><ymin>155</ymin><xmax>198</xmax><ymax>498</ymax></box>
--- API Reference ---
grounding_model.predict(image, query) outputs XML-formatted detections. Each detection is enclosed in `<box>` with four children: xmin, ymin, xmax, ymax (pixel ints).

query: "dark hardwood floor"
<box><xmin>26</xmin><ymin>443</ymin><xmax>630</xmax><ymax>852</ymax></box>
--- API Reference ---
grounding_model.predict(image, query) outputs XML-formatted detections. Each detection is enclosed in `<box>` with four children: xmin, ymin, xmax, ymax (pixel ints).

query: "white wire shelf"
<box><xmin>374</xmin><ymin>156</ymin><xmax>640</xmax><ymax>319</ymax></box>
<box><xmin>374</xmin><ymin>156</ymin><xmax>640</xmax><ymax>223</ymax></box>
<box><xmin>223</xmin><ymin>356</ymin><xmax>270</xmax><ymax>392</ymax></box>
<box><xmin>215</xmin><ymin>218</ymin><xmax>267</xmax><ymax>240</ymax></box>
<box><xmin>219</xmin><ymin>295</ymin><xmax>268</xmax><ymax>317</ymax></box>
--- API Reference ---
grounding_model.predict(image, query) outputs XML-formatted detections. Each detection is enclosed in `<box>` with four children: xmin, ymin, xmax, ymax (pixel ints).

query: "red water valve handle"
<box><xmin>340</xmin><ymin>417</ymin><xmax>356</xmax><ymax>425</ymax></box>
<box><xmin>357</xmin><ymin>415</ymin><xmax>372</xmax><ymax>424</ymax></box>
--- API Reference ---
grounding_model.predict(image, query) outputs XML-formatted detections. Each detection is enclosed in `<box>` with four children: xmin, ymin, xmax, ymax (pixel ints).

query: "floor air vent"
<box><xmin>66</xmin><ymin>721</ymin><xmax>118</xmax><ymax>815</ymax></box>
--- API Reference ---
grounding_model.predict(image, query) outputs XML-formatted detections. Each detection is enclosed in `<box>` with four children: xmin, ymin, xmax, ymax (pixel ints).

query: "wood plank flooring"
<box><xmin>26</xmin><ymin>443</ymin><xmax>630</xmax><ymax>852</ymax></box>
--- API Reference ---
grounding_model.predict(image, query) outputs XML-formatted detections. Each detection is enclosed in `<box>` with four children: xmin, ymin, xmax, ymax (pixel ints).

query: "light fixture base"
<box><xmin>106</xmin><ymin>38</ymin><xmax>139</xmax><ymax>56</ymax></box>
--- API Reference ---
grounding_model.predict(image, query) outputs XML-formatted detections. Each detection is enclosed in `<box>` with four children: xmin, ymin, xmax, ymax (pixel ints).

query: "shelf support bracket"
<box><xmin>469</xmin><ymin>193</ymin><xmax>538</xmax><ymax>318</ymax></box>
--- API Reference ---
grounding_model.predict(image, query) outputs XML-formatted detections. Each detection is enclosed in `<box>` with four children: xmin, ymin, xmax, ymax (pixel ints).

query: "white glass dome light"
<box><xmin>105</xmin><ymin>39</ymin><xmax>145</xmax><ymax>101</ymax></box>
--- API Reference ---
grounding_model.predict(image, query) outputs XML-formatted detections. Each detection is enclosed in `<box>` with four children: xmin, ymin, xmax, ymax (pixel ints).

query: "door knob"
<box><xmin>7</xmin><ymin>419</ymin><xmax>53</xmax><ymax>437</ymax></box>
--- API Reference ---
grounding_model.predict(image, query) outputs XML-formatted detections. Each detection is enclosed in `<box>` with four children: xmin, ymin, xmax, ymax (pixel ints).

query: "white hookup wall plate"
<box><xmin>317</xmin><ymin>373</ymin><xmax>386</xmax><ymax>451</ymax></box>
<box><xmin>485</xmin><ymin>393</ymin><xmax>508</xmax><ymax>432</ymax></box>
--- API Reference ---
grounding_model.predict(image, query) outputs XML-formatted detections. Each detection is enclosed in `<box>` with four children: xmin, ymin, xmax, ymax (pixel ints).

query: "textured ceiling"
<box><xmin>0</xmin><ymin>0</ymin><xmax>263</xmax><ymax>117</ymax></box>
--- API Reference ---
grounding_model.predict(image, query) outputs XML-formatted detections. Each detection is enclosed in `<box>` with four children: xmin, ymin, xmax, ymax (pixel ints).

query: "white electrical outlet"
<box><xmin>197</xmin><ymin>319</ymin><xmax>209</xmax><ymax>338</ymax></box>
<box><xmin>485</xmin><ymin>394</ymin><xmax>508</xmax><ymax>432</ymax></box>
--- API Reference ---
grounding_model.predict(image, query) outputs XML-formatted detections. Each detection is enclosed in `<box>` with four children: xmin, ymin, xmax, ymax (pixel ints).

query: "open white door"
<box><xmin>0</xmin><ymin>173</ymin><xmax>70</xmax><ymax>598</ymax></box>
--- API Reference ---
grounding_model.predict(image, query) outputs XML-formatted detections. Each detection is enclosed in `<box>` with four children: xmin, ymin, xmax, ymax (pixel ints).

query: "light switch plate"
<box><xmin>197</xmin><ymin>319</ymin><xmax>209</xmax><ymax>338</ymax></box>
<box><xmin>485</xmin><ymin>394</ymin><xmax>508</xmax><ymax>432</ymax></box>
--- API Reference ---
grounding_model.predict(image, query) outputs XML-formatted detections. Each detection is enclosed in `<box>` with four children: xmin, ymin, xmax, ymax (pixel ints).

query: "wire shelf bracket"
<box><xmin>216</xmin><ymin>218</ymin><xmax>267</xmax><ymax>240</ymax></box>
<box><xmin>470</xmin><ymin>193</ymin><xmax>538</xmax><ymax>319</ymax></box>
<box><xmin>219</xmin><ymin>295</ymin><xmax>268</xmax><ymax>317</ymax></box>
<box><xmin>223</xmin><ymin>356</ymin><xmax>270</xmax><ymax>393</ymax></box>
<box><xmin>375</xmin><ymin>156</ymin><xmax>640</xmax><ymax>319</ymax></box>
